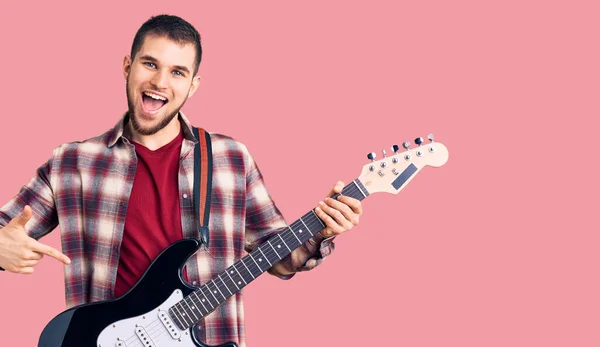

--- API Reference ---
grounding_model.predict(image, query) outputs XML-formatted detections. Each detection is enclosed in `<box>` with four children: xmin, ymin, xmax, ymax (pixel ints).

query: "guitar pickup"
<box><xmin>159</xmin><ymin>310</ymin><xmax>181</xmax><ymax>340</ymax></box>
<box><xmin>135</xmin><ymin>326</ymin><xmax>156</xmax><ymax>347</ymax></box>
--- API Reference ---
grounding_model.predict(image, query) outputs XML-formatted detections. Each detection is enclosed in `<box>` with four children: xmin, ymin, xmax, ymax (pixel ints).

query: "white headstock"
<box><xmin>358</xmin><ymin>134</ymin><xmax>449</xmax><ymax>195</ymax></box>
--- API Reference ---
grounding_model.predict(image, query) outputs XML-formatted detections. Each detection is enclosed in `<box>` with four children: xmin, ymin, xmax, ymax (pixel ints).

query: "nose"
<box><xmin>150</xmin><ymin>69</ymin><xmax>169</xmax><ymax>89</ymax></box>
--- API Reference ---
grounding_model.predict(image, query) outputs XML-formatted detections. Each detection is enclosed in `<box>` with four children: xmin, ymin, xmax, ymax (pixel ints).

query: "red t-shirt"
<box><xmin>114</xmin><ymin>130</ymin><xmax>185</xmax><ymax>298</ymax></box>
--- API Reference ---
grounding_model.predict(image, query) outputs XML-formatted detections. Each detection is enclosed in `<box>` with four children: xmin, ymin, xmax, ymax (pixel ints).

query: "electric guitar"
<box><xmin>38</xmin><ymin>135</ymin><xmax>449</xmax><ymax>347</ymax></box>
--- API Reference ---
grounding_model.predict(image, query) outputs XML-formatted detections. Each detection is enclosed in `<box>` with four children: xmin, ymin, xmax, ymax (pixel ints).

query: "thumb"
<box><xmin>9</xmin><ymin>205</ymin><xmax>33</xmax><ymax>229</ymax></box>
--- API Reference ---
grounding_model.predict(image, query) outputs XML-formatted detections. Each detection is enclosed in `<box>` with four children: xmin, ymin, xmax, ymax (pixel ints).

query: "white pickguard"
<box><xmin>97</xmin><ymin>290</ymin><xmax>197</xmax><ymax>347</ymax></box>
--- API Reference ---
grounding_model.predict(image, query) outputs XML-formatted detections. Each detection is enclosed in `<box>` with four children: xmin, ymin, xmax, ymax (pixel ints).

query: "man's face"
<box><xmin>123</xmin><ymin>35</ymin><xmax>200</xmax><ymax>135</ymax></box>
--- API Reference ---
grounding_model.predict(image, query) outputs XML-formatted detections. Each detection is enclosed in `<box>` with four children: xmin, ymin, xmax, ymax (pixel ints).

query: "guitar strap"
<box><xmin>192</xmin><ymin>127</ymin><xmax>212</xmax><ymax>248</ymax></box>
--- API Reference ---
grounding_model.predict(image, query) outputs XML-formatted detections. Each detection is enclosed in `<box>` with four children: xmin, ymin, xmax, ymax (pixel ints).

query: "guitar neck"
<box><xmin>169</xmin><ymin>179</ymin><xmax>370</xmax><ymax>330</ymax></box>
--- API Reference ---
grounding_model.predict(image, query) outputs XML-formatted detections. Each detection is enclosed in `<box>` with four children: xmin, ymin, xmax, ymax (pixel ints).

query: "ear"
<box><xmin>123</xmin><ymin>55</ymin><xmax>132</xmax><ymax>80</ymax></box>
<box><xmin>187</xmin><ymin>75</ymin><xmax>202</xmax><ymax>98</ymax></box>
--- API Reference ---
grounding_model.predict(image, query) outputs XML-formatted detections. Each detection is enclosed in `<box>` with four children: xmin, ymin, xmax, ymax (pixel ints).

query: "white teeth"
<box><xmin>144</xmin><ymin>92</ymin><xmax>167</xmax><ymax>101</ymax></box>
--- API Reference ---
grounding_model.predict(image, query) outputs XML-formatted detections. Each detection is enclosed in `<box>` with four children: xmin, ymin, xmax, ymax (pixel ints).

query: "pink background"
<box><xmin>0</xmin><ymin>0</ymin><xmax>598</xmax><ymax>346</ymax></box>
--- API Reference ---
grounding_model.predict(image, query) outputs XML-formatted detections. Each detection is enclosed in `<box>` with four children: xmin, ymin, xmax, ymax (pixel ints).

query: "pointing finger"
<box><xmin>29</xmin><ymin>240</ymin><xmax>71</xmax><ymax>265</ymax></box>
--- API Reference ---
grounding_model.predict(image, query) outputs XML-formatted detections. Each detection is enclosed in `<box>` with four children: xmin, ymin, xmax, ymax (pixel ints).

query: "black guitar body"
<box><xmin>38</xmin><ymin>238</ymin><xmax>237</xmax><ymax>347</ymax></box>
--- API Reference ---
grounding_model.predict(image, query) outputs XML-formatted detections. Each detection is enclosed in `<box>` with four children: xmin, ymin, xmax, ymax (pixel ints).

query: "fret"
<box><xmin>283</xmin><ymin>228</ymin><xmax>302</xmax><ymax>248</ymax></box>
<box><xmin>198</xmin><ymin>287</ymin><xmax>216</xmax><ymax>309</ymax></box>
<box><xmin>225</xmin><ymin>269</ymin><xmax>241</xmax><ymax>290</ymax></box>
<box><xmin>310</xmin><ymin>209</ymin><xmax>326</xmax><ymax>228</ymax></box>
<box><xmin>289</xmin><ymin>226</ymin><xmax>303</xmax><ymax>244</ymax></box>
<box><xmin>254</xmin><ymin>238</ymin><xmax>285</xmax><ymax>271</ymax></box>
<box><xmin>259</xmin><ymin>242</ymin><xmax>282</xmax><ymax>264</ymax></box>
<box><xmin>187</xmin><ymin>298</ymin><xmax>202</xmax><ymax>316</ymax></box>
<box><xmin>227</xmin><ymin>266</ymin><xmax>246</xmax><ymax>288</ymax></box>
<box><xmin>212</xmin><ymin>279</ymin><xmax>228</xmax><ymax>301</ymax></box>
<box><xmin>277</xmin><ymin>233</ymin><xmax>292</xmax><ymax>252</ymax></box>
<box><xmin>169</xmin><ymin>306</ymin><xmax>186</xmax><ymax>330</ymax></box>
<box><xmin>351</xmin><ymin>180</ymin><xmax>367</xmax><ymax>198</ymax></box>
<box><xmin>267</xmin><ymin>239</ymin><xmax>283</xmax><ymax>260</ymax></box>
<box><xmin>192</xmin><ymin>291</ymin><xmax>209</xmax><ymax>313</ymax></box>
<box><xmin>239</xmin><ymin>258</ymin><xmax>256</xmax><ymax>279</ymax></box>
<box><xmin>242</xmin><ymin>256</ymin><xmax>262</xmax><ymax>277</ymax></box>
<box><xmin>249</xmin><ymin>251</ymin><xmax>269</xmax><ymax>272</ymax></box>
<box><xmin>232</xmin><ymin>264</ymin><xmax>249</xmax><ymax>285</ymax></box>
<box><xmin>182</xmin><ymin>297</ymin><xmax>200</xmax><ymax>322</ymax></box>
<box><xmin>205</xmin><ymin>281</ymin><xmax>224</xmax><ymax>302</ymax></box>
<box><xmin>258</xmin><ymin>247</ymin><xmax>272</xmax><ymax>266</ymax></box>
<box><xmin>299</xmin><ymin>216</ymin><xmax>313</xmax><ymax>236</ymax></box>
<box><xmin>218</xmin><ymin>273</ymin><xmax>233</xmax><ymax>296</ymax></box>
<box><xmin>302</xmin><ymin>211</ymin><xmax>324</xmax><ymax>235</ymax></box>
<box><xmin>291</xmin><ymin>220</ymin><xmax>313</xmax><ymax>244</ymax></box>
<box><xmin>174</xmin><ymin>302</ymin><xmax>193</xmax><ymax>327</ymax></box>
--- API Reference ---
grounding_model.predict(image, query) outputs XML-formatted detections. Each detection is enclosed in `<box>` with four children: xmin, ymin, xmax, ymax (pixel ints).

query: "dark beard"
<box><xmin>126</xmin><ymin>78</ymin><xmax>182</xmax><ymax>136</ymax></box>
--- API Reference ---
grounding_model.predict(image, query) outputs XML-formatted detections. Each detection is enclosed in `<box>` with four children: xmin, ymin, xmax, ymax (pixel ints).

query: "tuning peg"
<box><xmin>402</xmin><ymin>141</ymin><xmax>412</xmax><ymax>160</ymax></box>
<box><xmin>427</xmin><ymin>133</ymin><xmax>437</xmax><ymax>153</ymax></box>
<box><xmin>391</xmin><ymin>145</ymin><xmax>400</xmax><ymax>163</ymax></box>
<box><xmin>367</xmin><ymin>152</ymin><xmax>376</xmax><ymax>162</ymax></box>
<box><xmin>415</xmin><ymin>137</ymin><xmax>424</xmax><ymax>146</ymax></box>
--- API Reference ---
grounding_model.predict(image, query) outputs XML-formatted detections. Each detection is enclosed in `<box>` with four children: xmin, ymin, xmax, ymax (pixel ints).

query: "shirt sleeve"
<box><xmin>242</xmin><ymin>147</ymin><xmax>335</xmax><ymax>279</ymax></box>
<box><xmin>0</xmin><ymin>156</ymin><xmax>59</xmax><ymax>239</ymax></box>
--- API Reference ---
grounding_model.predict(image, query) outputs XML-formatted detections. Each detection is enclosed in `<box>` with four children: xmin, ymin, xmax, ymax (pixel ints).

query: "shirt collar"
<box><xmin>107</xmin><ymin>111</ymin><xmax>198</xmax><ymax>148</ymax></box>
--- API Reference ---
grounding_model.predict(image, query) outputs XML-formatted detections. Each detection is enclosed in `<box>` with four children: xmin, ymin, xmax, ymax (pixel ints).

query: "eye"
<box><xmin>173</xmin><ymin>70</ymin><xmax>184</xmax><ymax>77</ymax></box>
<box><xmin>144</xmin><ymin>62</ymin><xmax>156</xmax><ymax>69</ymax></box>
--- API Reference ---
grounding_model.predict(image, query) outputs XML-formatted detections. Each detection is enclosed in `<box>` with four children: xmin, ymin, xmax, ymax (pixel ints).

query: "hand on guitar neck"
<box><xmin>0</xmin><ymin>205</ymin><xmax>71</xmax><ymax>274</ymax></box>
<box><xmin>267</xmin><ymin>180</ymin><xmax>363</xmax><ymax>278</ymax></box>
<box><xmin>315</xmin><ymin>180</ymin><xmax>363</xmax><ymax>239</ymax></box>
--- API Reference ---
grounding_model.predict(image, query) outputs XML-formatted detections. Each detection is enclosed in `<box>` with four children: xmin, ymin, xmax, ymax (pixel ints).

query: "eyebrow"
<box><xmin>138</xmin><ymin>55</ymin><xmax>191</xmax><ymax>75</ymax></box>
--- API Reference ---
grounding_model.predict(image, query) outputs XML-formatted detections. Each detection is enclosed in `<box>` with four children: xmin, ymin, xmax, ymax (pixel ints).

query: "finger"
<box><xmin>9</xmin><ymin>205</ymin><xmax>33</xmax><ymax>229</ymax></box>
<box><xmin>20</xmin><ymin>259</ymin><xmax>41</xmax><ymax>267</ymax></box>
<box><xmin>29</xmin><ymin>240</ymin><xmax>71</xmax><ymax>265</ymax></box>
<box><xmin>328</xmin><ymin>181</ymin><xmax>345</xmax><ymax>197</ymax></box>
<box><xmin>314</xmin><ymin>206</ymin><xmax>345</xmax><ymax>237</ymax></box>
<box><xmin>318</xmin><ymin>202</ymin><xmax>354</xmax><ymax>231</ymax></box>
<box><xmin>325</xmin><ymin>197</ymin><xmax>360</xmax><ymax>225</ymax></box>
<box><xmin>18</xmin><ymin>267</ymin><xmax>35</xmax><ymax>275</ymax></box>
<box><xmin>336</xmin><ymin>195</ymin><xmax>363</xmax><ymax>216</ymax></box>
<box><xmin>26</xmin><ymin>251</ymin><xmax>44</xmax><ymax>261</ymax></box>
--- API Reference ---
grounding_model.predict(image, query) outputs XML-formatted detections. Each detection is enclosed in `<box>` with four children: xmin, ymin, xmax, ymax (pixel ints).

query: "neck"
<box><xmin>126</xmin><ymin>114</ymin><xmax>181</xmax><ymax>150</ymax></box>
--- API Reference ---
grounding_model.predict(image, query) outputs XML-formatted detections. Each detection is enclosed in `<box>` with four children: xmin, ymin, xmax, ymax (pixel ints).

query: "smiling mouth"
<box><xmin>142</xmin><ymin>91</ymin><xmax>168</xmax><ymax>112</ymax></box>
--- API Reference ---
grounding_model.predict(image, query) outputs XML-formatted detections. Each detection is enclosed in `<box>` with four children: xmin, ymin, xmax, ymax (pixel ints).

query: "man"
<box><xmin>0</xmin><ymin>14</ymin><xmax>362</xmax><ymax>346</ymax></box>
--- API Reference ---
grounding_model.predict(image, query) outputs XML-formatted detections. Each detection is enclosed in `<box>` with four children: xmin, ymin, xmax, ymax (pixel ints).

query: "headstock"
<box><xmin>359</xmin><ymin>134</ymin><xmax>449</xmax><ymax>195</ymax></box>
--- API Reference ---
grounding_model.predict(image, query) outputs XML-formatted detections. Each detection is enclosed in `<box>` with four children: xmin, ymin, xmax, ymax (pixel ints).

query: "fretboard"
<box><xmin>168</xmin><ymin>178</ymin><xmax>370</xmax><ymax>330</ymax></box>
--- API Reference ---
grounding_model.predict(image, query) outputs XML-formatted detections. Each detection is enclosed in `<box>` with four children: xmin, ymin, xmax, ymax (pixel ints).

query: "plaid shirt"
<box><xmin>0</xmin><ymin>112</ymin><xmax>333</xmax><ymax>346</ymax></box>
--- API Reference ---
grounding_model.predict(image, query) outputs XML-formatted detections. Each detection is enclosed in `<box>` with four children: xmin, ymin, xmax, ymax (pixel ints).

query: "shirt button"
<box><xmin>192</xmin><ymin>281</ymin><xmax>198</xmax><ymax>286</ymax></box>
<box><xmin>183</xmin><ymin>193</ymin><xmax>188</xmax><ymax>199</ymax></box>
